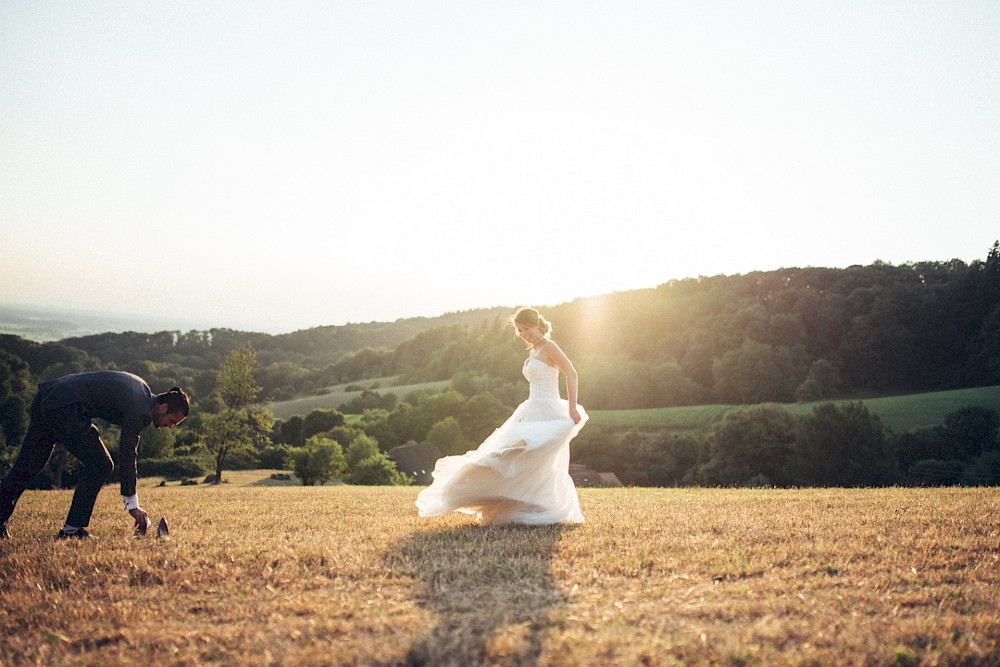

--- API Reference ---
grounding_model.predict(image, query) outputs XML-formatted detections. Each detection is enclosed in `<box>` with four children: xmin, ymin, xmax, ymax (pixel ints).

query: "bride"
<box><xmin>416</xmin><ymin>307</ymin><xmax>588</xmax><ymax>525</ymax></box>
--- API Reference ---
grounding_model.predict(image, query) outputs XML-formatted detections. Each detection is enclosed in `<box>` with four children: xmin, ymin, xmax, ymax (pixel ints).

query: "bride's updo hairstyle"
<box><xmin>512</xmin><ymin>307</ymin><xmax>552</xmax><ymax>345</ymax></box>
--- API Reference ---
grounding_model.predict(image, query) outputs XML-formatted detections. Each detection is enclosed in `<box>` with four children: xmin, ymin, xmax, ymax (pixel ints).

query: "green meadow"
<box><xmin>272</xmin><ymin>381</ymin><xmax>1000</xmax><ymax>437</ymax></box>
<box><xmin>268</xmin><ymin>378</ymin><xmax>451</xmax><ymax>421</ymax></box>
<box><xmin>586</xmin><ymin>385</ymin><xmax>1000</xmax><ymax>435</ymax></box>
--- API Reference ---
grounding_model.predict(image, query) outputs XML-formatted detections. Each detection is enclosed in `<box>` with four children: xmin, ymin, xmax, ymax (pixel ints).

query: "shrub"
<box><xmin>960</xmin><ymin>451</ymin><xmax>1000</xmax><ymax>486</ymax></box>
<box><xmin>939</xmin><ymin>406</ymin><xmax>1000</xmax><ymax>460</ymax></box>
<box><xmin>301</xmin><ymin>409</ymin><xmax>346</xmax><ymax>440</ymax></box>
<box><xmin>348</xmin><ymin>452</ymin><xmax>411</xmax><ymax>486</ymax></box>
<box><xmin>346</xmin><ymin>434</ymin><xmax>380</xmax><ymax>470</ymax></box>
<box><xmin>795</xmin><ymin>402</ymin><xmax>895</xmax><ymax>486</ymax></box>
<box><xmin>258</xmin><ymin>444</ymin><xmax>291</xmax><ymax>469</ymax></box>
<box><xmin>699</xmin><ymin>405</ymin><xmax>797</xmax><ymax>486</ymax></box>
<box><xmin>290</xmin><ymin>437</ymin><xmax>346</xmax><ymax>486</ymax></box>
<box><xmin>426</xmin><ymin>417</ymin><xmax>467</xmax><ymax>457</ymax></box>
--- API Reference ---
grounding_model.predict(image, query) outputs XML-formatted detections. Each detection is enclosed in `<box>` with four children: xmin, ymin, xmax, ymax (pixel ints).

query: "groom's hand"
<box><xmin>129</xmin><ymin>507</ymin><xmax>150</xmax><ymax>534</ymax></box>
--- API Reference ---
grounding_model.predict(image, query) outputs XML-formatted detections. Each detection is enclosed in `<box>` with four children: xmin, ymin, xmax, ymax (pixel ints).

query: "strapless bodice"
<box><xmin>523</xmin><ymin>356</ymin><xmax>560</xmax><ymax>400</ymax></box>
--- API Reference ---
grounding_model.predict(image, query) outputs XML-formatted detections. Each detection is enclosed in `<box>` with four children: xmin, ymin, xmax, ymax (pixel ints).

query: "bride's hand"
<box><xmin>569</xmin><ymin>407</ymin><xmax>581</xmax><ymax>424</ymax></box>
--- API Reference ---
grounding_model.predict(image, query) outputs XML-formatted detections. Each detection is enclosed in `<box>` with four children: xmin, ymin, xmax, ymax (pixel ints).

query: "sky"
<box><xmin>2</xmin><ymin>1</ymin><xmax>998</xmax><ymax>335</ymax></box>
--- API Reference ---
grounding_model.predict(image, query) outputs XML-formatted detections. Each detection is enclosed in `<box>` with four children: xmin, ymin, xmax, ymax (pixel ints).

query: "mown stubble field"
<box><xmin>0</xmin><ymin>483</ymin><xmax>997</xmax><ymax>666</ymax></box>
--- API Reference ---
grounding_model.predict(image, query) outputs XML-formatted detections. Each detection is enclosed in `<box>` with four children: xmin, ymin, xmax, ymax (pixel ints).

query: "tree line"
<box><xmin>571</xmin><ymin>402</ymin><xmax>999</xmax><ymax>487</ymax></box>
<box><xmin>18</xmin><ymin>242</ymin><xmax>998</xmax><ymax>407</ymax></box>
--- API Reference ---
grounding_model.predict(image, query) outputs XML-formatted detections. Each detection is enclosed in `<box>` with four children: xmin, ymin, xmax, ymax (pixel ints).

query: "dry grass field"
<box><xmin>0</xmin><ymin>480</ymin><xmax>997</xmax><ymax>666</ymax></box>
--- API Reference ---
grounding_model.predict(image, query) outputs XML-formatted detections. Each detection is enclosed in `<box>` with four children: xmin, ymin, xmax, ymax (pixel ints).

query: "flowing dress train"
<box><xmin>415</xmin><ymin>354</ymin><xmax>587</xmax><ymax>525</ymax></box>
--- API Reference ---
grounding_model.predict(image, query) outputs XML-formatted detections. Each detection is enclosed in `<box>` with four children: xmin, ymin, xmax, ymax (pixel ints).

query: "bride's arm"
<box><xmin>544</xmin><ymin>341</ymin><xmax>582</xmax><ymax>424</ymax></box>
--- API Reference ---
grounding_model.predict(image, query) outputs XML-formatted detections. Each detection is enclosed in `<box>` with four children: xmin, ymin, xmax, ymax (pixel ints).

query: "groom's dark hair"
<box><xmin>157</xmin><ymin>386</ymin><xmax>190</xmax><ymax>417</ymax></box>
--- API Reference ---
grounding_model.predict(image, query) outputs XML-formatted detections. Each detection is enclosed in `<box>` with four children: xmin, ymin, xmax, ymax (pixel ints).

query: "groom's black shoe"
<box><xmin>56</xmin><ymin>527</ymin><xmax>94</xmax><ymax>540</ymax></box>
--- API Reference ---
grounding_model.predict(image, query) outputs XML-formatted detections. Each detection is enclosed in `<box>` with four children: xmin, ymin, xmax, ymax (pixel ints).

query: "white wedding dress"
<box><xmin>416</xmin><ymin>351</ymin><xmax>588</xmax><ymax>525</ymax></box>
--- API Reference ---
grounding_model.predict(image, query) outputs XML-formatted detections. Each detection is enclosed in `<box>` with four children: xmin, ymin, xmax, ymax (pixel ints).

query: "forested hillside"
<box><xmin>59</xmin><ymin>306</ymin><xmax>514</xmax><ymax>371</ymax></box>
<box><xmin>3</xmin><ymin>244</ymin><xmax>999</xmax><ymax>408</ymax></box>
<box><xmin>556</xmin><ymin>243</ymin><xmax>1000</xmax><ymax>407</ymax></box>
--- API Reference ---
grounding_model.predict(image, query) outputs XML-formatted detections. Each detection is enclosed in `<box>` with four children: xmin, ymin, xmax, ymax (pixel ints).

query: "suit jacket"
<box><xmin>38</xmin><ymin>371</ymin><xmax>155</xmax><ymax>497</ymax></box>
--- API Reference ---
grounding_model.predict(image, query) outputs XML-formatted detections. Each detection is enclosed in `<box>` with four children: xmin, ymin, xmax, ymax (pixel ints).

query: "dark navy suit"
<box><xmin>0</xmin><ymin>371</ymin><xmax>155</xmax><ymax>529</ymax></box>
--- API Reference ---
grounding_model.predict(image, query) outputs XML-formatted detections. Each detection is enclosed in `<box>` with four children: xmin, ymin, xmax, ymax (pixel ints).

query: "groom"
<box><xmin>0</xmin><ymin>371</ymin><xmax>189</xmax><ymax>540</ymax></box>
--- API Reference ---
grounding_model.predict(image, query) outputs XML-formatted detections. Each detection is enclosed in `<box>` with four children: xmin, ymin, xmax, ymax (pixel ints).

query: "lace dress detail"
<box><xmin>415</xmin><ymin>355</ymin><xmax>588</xmax><ymax>525</ymax></box>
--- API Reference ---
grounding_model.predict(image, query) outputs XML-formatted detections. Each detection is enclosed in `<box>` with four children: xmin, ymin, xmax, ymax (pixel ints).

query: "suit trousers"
<box><xmin>0</xmin><ymin>395</ymin><xmax>115</xmax><ymax>529</ymax></box>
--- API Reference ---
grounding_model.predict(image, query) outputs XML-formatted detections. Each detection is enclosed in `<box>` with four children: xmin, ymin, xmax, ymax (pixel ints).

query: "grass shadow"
<box><xmin>388</xmin><ymin>523</ymin><xmax>572</xmax><ymax>666</ymax></box>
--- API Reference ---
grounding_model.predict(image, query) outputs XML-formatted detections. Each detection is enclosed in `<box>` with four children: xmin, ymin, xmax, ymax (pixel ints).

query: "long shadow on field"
<box><xmin>388</xmin><ymin>524</ymin><xmax>570</xmax><ymax>666</ymax></box>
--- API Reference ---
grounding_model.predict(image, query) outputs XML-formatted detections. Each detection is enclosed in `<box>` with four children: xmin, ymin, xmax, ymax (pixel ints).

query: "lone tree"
<box><xmin>218</xmin><ymin>343</ymin><xmax>262</xmax><ymax>411</ymax></box>
<box><xmin>204</xmin><ymin>344</ymin><xmax>274</xmax><ymax>483</ymax></box>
